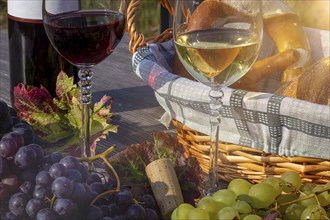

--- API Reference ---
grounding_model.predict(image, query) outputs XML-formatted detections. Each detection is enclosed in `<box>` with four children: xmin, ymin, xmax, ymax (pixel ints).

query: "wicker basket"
<box><xmin>127</xmin><ymin>0</ymin><xmax>330</xmax><ymax>184</ymax></box>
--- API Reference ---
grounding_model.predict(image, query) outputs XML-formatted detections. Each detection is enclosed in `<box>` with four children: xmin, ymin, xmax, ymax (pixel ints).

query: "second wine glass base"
<box><xmin>202</xmin><ymin>181</ymin><xmax>219</xmax><ymax>196</ymax></box>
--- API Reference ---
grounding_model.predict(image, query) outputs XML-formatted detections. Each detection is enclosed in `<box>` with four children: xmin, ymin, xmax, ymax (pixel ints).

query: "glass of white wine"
<box><xmin>173</xmin><ymin>0</ymin><xmax>263</xmax><ymax>195</ymax></box>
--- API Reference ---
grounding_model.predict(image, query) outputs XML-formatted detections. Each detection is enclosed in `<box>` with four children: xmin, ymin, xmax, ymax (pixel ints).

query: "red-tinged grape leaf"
<box><xmin>53</xmin><ymin>71</ymin><xmax>80</xmax><ymax>111</ymax></box>
<box><xmin>55</xmin><ymin>71</ymin><xmax>77</xmax><ymax>100</ymax></box>
<box><xmin>13</xmin><ymin>83</ymin><xmax>73</xmax><ymax>142</ymax></box>
<box><xmin>13</xmin><ymin>71</ymin><xmax>117</xmax><ymax>155</ymax></box>
<box><xmin>109</xmin><ymin>141</ymin><xmax>154</xmax><ymax>184</ymax></box>
<box><xmin>107</xmin><ymin>132</ymin><xmax>203</xmax><ymax>204</ymax></box>
<box><xmin>93</xmin><ymin>95</ymin><xmax>113</xmax><ymax>118</ymax></box>
<box><xmin>14</xmin><ymin>83</ymin><xmax>57</xmax><ymax>119</ymax></box>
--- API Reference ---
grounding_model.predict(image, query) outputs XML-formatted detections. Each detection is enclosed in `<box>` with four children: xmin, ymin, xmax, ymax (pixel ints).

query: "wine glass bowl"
<box><xmin>42</xmin><ymin>0</ymin><xmax>127</xmax><ymax>157</ymax></box>
<box><xmin>174</xmin><ymin>0</ymin><xmax>262</xmax><ymax>89</ymax></box>
<box><xmin>173</xmin><ymin>0</ymin><xmax>263</xmax><ymax>195</ymax></box>
<box><xmin>43</xmin><ymin>9</ymin><xmax>126</xmax><ymax>67</ymax></box>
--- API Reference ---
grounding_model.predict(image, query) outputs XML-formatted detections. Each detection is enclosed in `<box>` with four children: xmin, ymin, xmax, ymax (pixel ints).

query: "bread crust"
<box><xmin>276</xmin><ymin>56</ymin><xmax>329</xmax><ymax>105</ymax></box>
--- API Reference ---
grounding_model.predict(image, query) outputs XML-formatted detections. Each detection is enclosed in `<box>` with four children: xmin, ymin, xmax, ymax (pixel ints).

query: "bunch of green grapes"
<box><xmin>278</xmin><ymin>172</ymin><xmax>330</xmax><ymax>220</ymax></box>
<box><xmin>171</xmin><ymin>171</ymin><xmax>330</xmax><ymax>220</ymax></box>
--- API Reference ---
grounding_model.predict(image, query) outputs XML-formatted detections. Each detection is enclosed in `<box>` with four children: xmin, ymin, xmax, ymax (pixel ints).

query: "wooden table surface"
<box><xmin>0</xmin><ymin>30</ymin><xmax>171</xmax><ymax>154</ymax></box>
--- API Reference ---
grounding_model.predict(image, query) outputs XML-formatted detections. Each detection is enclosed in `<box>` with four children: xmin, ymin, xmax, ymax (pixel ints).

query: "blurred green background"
<box><xmin>0</xmin><ymin>0</ymin><xmax>329</xmax><ymax>36</ymax></box>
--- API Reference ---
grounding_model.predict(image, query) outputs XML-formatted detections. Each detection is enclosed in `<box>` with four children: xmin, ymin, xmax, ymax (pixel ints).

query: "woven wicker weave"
<box><xmin>127</xmin><ymin>0</ymin><xmax>174</xmax><ymax>54</ymax></box>
<box><xmin>127</xmin><ymin>0</ymin><xmax>330</xmax><ymax>184</ymax></box>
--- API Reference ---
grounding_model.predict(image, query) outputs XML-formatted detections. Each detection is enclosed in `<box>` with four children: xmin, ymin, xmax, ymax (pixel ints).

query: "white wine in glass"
<box><xmin>175</xmin><ymin>28</ymin><xmax>261</xmax><ymax>87</ymax></box>
<box><xmin>173</xmin><ymin>0</ymin><xmax>263</xmax><ymax>195</ymax></box>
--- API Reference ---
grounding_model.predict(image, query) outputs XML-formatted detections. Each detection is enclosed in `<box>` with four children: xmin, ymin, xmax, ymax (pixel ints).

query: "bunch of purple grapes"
<box><xmin>0</xmin><ymin>100</ymin><xmax>160</xmax><ymax>220</ymax></box>
<box><xmin>2</xmin><ymin>150</ymin><xmax>160</xmax><ymax>220</ymax></box>
<box><xmin>1</xmin><ymin>99</ymin><xmax>36</xmax><ymax>204</ymax></box>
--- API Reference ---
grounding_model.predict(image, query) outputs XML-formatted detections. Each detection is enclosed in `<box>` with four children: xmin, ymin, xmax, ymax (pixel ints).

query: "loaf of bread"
<box><xmin>186</xmin><ymin>0</ymin><xmax>248</xmax><ymax>32</ymax></box>
<box><xmin>276</xmin><ymin>56</ymin><xmax>330</xmax><ymax>106</ymax></box>
<box><xmin>263</xmin><ymin>12</ymin><xmax>311</xmax><ymax>83</ymax></box>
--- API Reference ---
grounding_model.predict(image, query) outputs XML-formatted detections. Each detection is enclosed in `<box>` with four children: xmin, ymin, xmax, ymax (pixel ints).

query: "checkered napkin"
<box><xmin>132</xmin><ymin>39</ymin><xmax>330</xmax><ymax>160</ymax></box>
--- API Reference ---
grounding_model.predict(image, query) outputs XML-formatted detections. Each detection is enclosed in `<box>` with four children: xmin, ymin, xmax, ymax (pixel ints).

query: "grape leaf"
<box><xmin>13</xmin><ymin>71</ymin><xmax>117</xmax><ymax>155</ymax></box>
<box><xmin>13</xmin><ymin>83</ymin><xmax>72</xmax><ymax>143</ymax></box>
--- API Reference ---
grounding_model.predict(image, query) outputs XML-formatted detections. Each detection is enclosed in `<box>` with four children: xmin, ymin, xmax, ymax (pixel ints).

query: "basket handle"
<box><xmin>127</xmin><ymin>0</ymin><xmax>174</xmax><ymax>54</ymax></box>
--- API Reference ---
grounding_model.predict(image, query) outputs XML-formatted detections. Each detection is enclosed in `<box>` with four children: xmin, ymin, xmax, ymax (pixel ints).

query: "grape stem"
<box><xmin>133</xmin><ymin>198</ymin><xmax>141</xmax><ymax>204</ymax></box>
<box><xmin>89</xmin><ymin>189</ymin><xmax>117</xmax><ymax>206</ymax></box>
<box><xmin>50</xmin><ymin>195</ymin><xmax>56</xmax><ymax>208</ymax></box>
<box><xmin>277</xmin><ymin>187</ymin><xmax>329</xmax><ymax>207</ymax></box>
<box><xmin>78</xmin><ymin>146</ymin><xmax>121</xmax><ymax>192</ymax></box>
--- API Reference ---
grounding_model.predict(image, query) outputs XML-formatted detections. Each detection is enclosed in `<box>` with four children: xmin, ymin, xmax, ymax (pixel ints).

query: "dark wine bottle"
<box><xmin>7</xmin><ymin>0</ymin><xmax>79</xmax><ymax>105</ymax></box>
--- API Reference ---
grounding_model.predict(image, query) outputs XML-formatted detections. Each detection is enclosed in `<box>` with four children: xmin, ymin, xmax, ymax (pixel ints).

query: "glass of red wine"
<box><xmin>42</xmin><ymin>0</ymin><xmax>127</xmax><ymax>157</ymax></box>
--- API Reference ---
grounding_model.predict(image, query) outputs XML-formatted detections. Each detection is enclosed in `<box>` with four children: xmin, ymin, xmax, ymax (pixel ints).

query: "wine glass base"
<box><xmin>202</xmin><ymin>178</ymin><xmax>229</xmax><ymax>196</ymax></box>
<box><xmin>202</xmin><ymin>181</ymin><xmax>219</xmax><ymax>196</ymax></box>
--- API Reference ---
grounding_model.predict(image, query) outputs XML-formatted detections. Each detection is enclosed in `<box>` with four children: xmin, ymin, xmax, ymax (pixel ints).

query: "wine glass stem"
<box><xmin>78</xmin><ymin>67</ymin><xmax>93</xmax><ymax>158</ymax></box>
<box><xmin>205</xmin><ymin>87</ymin><xmax>224</xmax><ymax>195</ymax></box>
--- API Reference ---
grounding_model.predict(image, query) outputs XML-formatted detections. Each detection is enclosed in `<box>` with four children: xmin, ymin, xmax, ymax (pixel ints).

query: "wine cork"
<box><xmin>145</xmin><ymin>158</ymin><xmax>184</xmax><ymax>219</ymax></box>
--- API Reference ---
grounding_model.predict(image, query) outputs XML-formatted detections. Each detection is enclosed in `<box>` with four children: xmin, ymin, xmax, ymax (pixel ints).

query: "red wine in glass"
<box><xmin>44</xmin><ymin>10</ymin><xmax>126</xmax><ymax>66</ymax></box>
